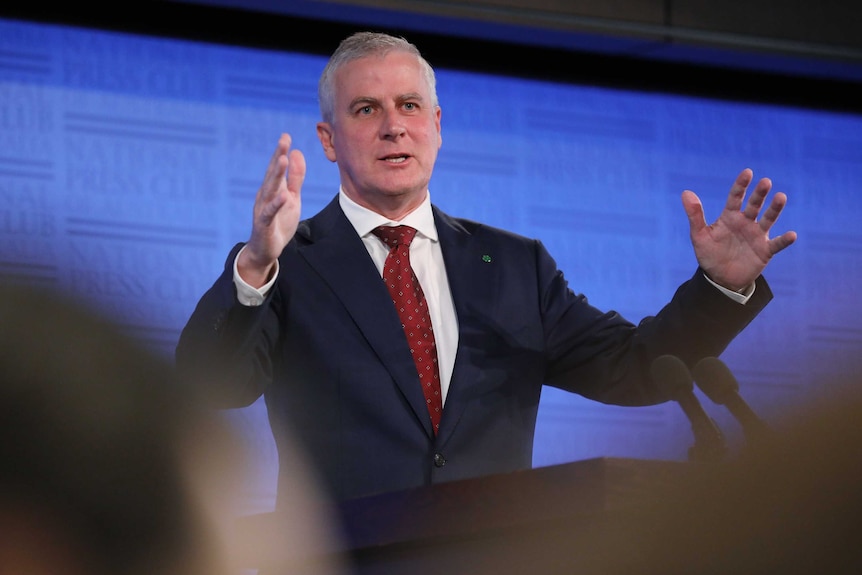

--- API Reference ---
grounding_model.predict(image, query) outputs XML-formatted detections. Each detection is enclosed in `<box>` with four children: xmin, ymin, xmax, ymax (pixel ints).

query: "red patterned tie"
<box><xmin>372</xmin><ymin>225</ymin><xmax>442</xmax><ymax>434</ymax></box>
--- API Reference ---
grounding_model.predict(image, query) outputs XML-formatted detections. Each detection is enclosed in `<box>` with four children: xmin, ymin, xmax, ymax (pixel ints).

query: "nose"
<box><xmin>379</xmin><ymin>109</ymin><xmax>406</xmax><ymax>139</ymax></box>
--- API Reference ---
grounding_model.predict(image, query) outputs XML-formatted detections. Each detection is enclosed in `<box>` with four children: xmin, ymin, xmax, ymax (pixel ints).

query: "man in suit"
<box><xmin>176</xmin><ymin>32</ymin><xmax>796</xmax><ymax>505</ymax></box>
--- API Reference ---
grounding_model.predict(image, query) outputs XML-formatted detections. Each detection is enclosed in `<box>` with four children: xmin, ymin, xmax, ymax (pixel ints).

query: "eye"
<box><xmin>403</xmin><ymin>102</ymin><xmax>416</xmax><ymax>111</ymax></box>
<box><xmin>358</xmin><ymin>105</ymin><xmax>373</xmax><ymax>115</ymax></box>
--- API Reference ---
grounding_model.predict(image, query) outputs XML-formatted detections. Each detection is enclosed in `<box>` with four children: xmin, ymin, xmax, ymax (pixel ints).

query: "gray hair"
<box><xmin>318</xmin><ymin>31</ymin><xmax>439</xmax><ymax>124</ymax></box>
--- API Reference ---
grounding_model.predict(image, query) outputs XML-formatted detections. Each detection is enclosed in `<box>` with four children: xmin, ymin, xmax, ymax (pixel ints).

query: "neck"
<box><xmin>342</xmin><ymin>186</ymin><xmax>427</xmax><ymax>221</ymax></box>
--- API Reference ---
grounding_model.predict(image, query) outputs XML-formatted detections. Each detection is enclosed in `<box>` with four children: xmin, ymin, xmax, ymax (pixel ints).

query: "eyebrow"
<box><xmin>347</xmin><ymin>92</ymin><xmax>425</xmax><ymax>109</ymax></box>
<box><xmin>348</xmin><ymin>96</ymin><xmax>379</xmax><ymax>109</ymax></box>
<box><xmin>397</xmin><ymin>92</ymin><xmax>424</xmax><ymax>102</ymax></box>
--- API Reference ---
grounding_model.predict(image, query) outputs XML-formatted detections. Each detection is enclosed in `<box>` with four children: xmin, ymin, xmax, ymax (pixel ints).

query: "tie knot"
<box><xmin>372</xmin><ymin>225</ymin><xmax>417</xmax><ymax>248</ymax></box>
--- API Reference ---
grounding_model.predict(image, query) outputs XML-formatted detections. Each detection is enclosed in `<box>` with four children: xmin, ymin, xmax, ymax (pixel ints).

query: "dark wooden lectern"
<box><xmin>241</xmin><ymin>457</ymin><xmax>700</xmax><ymax>575</ymax></box>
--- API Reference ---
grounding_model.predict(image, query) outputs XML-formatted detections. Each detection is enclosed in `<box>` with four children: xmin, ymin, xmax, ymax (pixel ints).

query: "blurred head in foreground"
<box><xmin>647</xmin><ymin>378</ymin><xmax>862</xmax><ymax>575</ymax></box>
<box><xmin>0</xmin><ymin>286</ymin><xmax>247</xmax><ymax>575</ymax></box>
<box><xmin>569</xmin><ymin>359</ymin><xmax>862</xmax><ymax>575</ymax></box>
<box><xmin>13</xmin><ymin>279</ymin><xmax>857</xmax><ymax>575</ymax></box>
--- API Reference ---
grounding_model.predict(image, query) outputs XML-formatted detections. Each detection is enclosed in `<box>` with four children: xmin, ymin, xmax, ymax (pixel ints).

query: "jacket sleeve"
<box><xmin>537</xmin><ymin>237</ymin><xmax>773</xmax><ymax>406</ymax></box>
<box><xmin>175</xmin><ymin>242</ymin><xmax>281</xmax><ymax>408</ymax></box>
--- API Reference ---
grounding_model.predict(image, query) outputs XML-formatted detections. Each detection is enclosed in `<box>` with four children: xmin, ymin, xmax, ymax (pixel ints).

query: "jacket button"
<box><xmin>433</xmin><ymin>453</ymin><xmax>446</xmax><ymax>468</ymax></box>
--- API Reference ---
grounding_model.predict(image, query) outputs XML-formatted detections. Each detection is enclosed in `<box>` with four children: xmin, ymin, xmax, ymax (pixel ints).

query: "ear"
<box><xmin>435</xmin><ymin>106</ymin><xmax>442</xmax><ymax>149</ymax></box>
<box><xmin>316</xmin><ymin>122</ymin><xmax>337</xmax><ymax>162</ymax></box>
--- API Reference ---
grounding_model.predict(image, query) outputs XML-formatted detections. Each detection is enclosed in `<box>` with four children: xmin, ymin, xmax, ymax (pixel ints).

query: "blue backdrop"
<box><xmin>2</xmin><ymin>17</ymin><xmax>860</xmax><ymax>512</ymax></box>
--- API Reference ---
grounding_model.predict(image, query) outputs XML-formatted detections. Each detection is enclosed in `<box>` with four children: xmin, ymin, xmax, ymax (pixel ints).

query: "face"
<box><xmin>316</xmin><ymin>50</ymin><xmax>442</xmax><ymax>219</ymax></box>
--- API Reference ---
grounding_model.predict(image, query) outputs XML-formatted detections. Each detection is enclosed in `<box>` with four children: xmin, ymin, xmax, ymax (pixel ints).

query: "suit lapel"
<box><xmin>432</xmin><ymin>208</ymin><xmax>500</xmax><ymax>445</ymax></box>
<box><xmin>297</xmin><ymin>198</ymin><xmax>435</xmax><ymax>437</ymax></box>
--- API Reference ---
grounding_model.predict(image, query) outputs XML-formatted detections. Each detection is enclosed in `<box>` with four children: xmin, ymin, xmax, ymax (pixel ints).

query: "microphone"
<box><xmin>693</xmin><ymin>357</ymin><xmax>770</xmax><ymax>445</ymax></box>
<box><xmin>650</xmin><ymin>355</ymin><xmax>728</xmax><ymax>462</ymax></box>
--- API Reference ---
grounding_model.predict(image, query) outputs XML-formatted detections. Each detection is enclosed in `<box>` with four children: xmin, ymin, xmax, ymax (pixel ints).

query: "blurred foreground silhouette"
<box><xmin>525</xmin><ymin>356</ymin><xmax>862</xmax><ymax>575</ymax></box>
<box><xmin>0</xmin><ymin>285</ymin><xmax>345</xmax><ymax>575</ymax></box>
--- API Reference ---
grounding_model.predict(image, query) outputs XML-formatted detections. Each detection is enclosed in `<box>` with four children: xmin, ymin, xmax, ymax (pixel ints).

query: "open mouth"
<box><xmin>382</xmin><ymin>154</ymin><xmax>409</xmax><ymax>164</ymax></box>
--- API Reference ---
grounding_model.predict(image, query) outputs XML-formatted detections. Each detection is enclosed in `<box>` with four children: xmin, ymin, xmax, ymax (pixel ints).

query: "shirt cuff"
<box><xmin>704</xmin><ymin>274</ymin><xmax>755</xmax><ymax>305</ymax></box>
<box><xmin>233</xmin><ymin>244</ymin><xmax>278</xmax><ymax>307</ymax></box>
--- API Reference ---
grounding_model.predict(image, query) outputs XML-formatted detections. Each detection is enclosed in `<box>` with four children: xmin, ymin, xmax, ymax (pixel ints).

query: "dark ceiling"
<box><xmin>2</xmin><ymin>0</ymin><xmax>861</xmax><ymax>112</ymax></box>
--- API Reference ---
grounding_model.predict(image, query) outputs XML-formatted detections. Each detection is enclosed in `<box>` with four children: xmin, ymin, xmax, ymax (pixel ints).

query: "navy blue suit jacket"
<box><xmin>176</xmin><ymin>196</ymin><xmax>771</xmax><ymax>503</ymax></box>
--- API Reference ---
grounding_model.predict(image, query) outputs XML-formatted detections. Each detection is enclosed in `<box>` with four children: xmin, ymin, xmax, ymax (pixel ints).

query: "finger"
<box><xmin>259</xmin><ymin>185</ymin><xmax>287</xmax><ymax>221</ymax></box>
<box><xmin>756</xmin><ymin>191</ymin><xmax>787</xmax><ymax>232</ymax></box>
<box><xmin>724</xmin><ymin>168</ymin><xmax>753</xmax><ymax>213</ymax></box>
<box><xmin>743</xmin><ymin>177</ymin><xmax>772</xmax><ymax>220</ymax></box>
<box><xmin>768</xmin><ymin>230</ymin><xmax>798</xmax><ymax>255</ymax></box>
<box><xmin>259</xmin><ymin>134</ymin><xmax>291</xmax><ymax>199</ymax></box>
<box><xmin>681</xmin><ymin>190</ymin><xmax>707</xmax><ymax>234</ymax></box>
<box><xmin>286</xmin><ymin>148</ymin><xmax>307</xmax><ymax>194</ymax></box>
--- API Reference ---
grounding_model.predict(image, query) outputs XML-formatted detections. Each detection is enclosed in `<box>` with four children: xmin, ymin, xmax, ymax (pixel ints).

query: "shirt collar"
<box><xmin>338</xmin><ymin>186</ymin><xmax>438</xmax><ymax>242</ymax></box>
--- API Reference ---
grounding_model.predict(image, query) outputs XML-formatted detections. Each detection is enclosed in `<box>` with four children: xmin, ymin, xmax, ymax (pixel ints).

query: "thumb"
<box><xmin>682</xmin><ymin>190</ymin><xmax>707</xmax><ymax>236</ymax></box>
